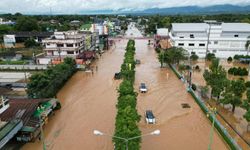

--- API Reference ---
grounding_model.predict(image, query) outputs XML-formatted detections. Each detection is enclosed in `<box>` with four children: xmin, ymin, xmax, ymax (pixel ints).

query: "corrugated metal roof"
<box><xmin>222</xmin><ymin>23</ymin><xmax>250</xmax><ymax>32</ymax></box>
<box><xmin>172</xmin><ymin>23</ymin><xmax>250</xmax><ymax>33</ymax></box>
<box><xmin>172</xmin><ymin>23</ymin><xmax>208</xmax><ymax>32</ymax></box>
<box><xmin>0</xmin><ymin>99</ymin><xmax>48</xmax><ymax>127</ymax></box>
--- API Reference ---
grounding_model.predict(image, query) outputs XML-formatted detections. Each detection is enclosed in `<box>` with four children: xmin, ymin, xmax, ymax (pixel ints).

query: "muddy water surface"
<box><xmin>22</xmin><ymin>40</ymin><xmax>127</xmax><ymax>150</ymax></box>
<box><xmin>23</xmin><ymin>38</ymin><xmax>228</xmax><ymax>150</ymax></box>
<box><xmin>135</xmin><ymin>39</ymin><xmax>228</xmax><ymax>150</ymax></box>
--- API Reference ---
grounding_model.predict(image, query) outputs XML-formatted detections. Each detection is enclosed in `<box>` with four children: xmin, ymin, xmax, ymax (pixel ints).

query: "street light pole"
<box><xmin>93</xmin><ymin>129</ymin><xmax>160</xmax><ymax>150</ymax></box>
<box><xmin>207</xmin><ymin>107</ymin><xmax>217</xmax><ymax>150</ymax></box>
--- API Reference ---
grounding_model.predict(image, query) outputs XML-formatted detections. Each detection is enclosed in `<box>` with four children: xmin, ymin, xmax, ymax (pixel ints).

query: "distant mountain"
<box><xmin>137</xmin><ymin>4</ymin><xmax>250</xmax><ymax>15</ymax></box>
<box><xmin>79</xmin><ymin>4</ymin><xmax>250</xmax><ymax>15</ymax></box>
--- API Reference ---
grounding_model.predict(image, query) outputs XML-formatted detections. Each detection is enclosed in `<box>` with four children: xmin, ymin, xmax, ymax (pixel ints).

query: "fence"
<box><xmin>169</xmin><ymin>64</ymin><xmax>242</xmax><ymax>150</ymax></box>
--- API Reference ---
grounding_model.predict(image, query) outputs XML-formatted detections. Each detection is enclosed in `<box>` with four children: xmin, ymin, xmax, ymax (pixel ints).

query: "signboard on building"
<box><xmin>3</xmin><ymin>35</ymin><xmax>16</xmax><ymax>48</ymax></box>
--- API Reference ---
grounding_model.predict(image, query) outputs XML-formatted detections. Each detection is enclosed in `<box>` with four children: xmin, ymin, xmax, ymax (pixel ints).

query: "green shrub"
<box><xmin>24</xmin><ymin>38</ymin><xmax>39</xmax><ymax>48</ymax></box>
<box><xmin>206</xmin><ymin>53</ymin><xmax>216</xmax><ymax>61</ymax></box>
<box><xmin>190</xmin><ymin>53</ymin><xmax>199</xmax><ymax>61</ymax></box>
<box><xmin>246</xmin><ymin>81</ymin><xmax>250</xmax><ymax>88</ymax></box>
<box><xmin>228</xmin><ymin>67</ymin><xmax>248</xmax><ymax>76</ymax></box>
<box><xmin>227</xmin><ymin>57</ymin><xmax>233</xmax><ymax>62</ymax></box>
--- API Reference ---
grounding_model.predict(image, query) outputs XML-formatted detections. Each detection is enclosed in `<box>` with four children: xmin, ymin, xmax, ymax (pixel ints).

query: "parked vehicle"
<box><xmin>139</xmin><ymin>83</ymin><xmax>147</xmax><ymax>93</ymax></box>
<box><xmin>145</xmin><ymin>110</ymin><xmax>156</xmax><ymax>124</ymax></box>
<box><xmin>114</xmin><ymin>72</ymin><xmax>121</xmax><ymax>80</ymax></box>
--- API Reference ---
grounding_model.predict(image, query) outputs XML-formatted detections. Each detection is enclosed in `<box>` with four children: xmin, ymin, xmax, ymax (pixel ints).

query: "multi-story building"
<box><xmin>170</xmin><ymin>22</ymin><xmax>250</xmax><ymax>58</ymax></box>
<box><xmin>42</xmin><ymin>31</ymin><xmax>85</xmax><ymax>58</ymax></box>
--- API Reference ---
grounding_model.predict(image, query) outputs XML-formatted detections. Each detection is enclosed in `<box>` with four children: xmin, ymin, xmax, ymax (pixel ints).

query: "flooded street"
<box><xmin>23</xmin><ymin>25</ymin><xmax>228</xmax><ymax>150</ymax></box>
<box><xmin>134</xmin><ymin>40</ymin><xmax>227</xmax><ymax>150</ymax></box>
<box><xmin>22</xmin><ymin>40</ymin><xmax>127</xmax><ymax>150</ymax></box>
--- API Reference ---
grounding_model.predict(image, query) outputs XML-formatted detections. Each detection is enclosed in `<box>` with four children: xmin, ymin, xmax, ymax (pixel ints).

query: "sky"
<box><xmin>0</xmin><ymin>0</ymin><xmax>250</xmax><ymax>14</ymax></box>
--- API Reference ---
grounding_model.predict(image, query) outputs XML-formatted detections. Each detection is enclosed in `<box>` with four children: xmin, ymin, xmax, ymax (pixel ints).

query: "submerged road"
<box><xmin>23</xmin><ymin>24</ymin><xmax>228</xmax><ymax>150</ymax></box>
<box><xmin>134</xmin><ymin>39</ymin><xmax>227</xmax><ymax>150</ymax></box>
<box><xmin>23</xmin><ymin>40</ymin><xmax>127</xmax><ymax>150</ymax></box>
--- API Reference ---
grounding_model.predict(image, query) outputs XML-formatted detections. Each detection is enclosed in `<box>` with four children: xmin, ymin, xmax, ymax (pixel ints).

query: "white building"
<box><xmin>157</xmin><ymin>28</ymin><xmax>169</xmax><ymax>37</ymax></box>
<box><xmin>170</xmin><ymin>22</ymin><xmax>250</xmax><ymax>58</ymax></box>
<box><xmin>42</xmin><ymin>31</ymin><xmax>85</xmax><ymax>58</ymax></box>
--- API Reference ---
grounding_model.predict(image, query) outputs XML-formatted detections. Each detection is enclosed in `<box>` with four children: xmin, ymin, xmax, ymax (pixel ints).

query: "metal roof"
<box><xmin>172</xmin><ymin>23</ymin><xmax>208</xmax><ymax>32</ymax></box>
<box><xmin>172</xmin><ymin>23</ymin><xmax>250</xmax><ymax>33</ymax></box>
<box><xmin>222</xmin><ymin>23</ymin><xmax>250</xmax><ymax>32</ymax></box>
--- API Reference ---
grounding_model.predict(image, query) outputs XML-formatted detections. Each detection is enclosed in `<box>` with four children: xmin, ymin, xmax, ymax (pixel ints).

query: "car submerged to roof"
<box><xmin>145</xmin><ymin>110</ymin><xmax>156</xmax><ymax>124</ymax></box>
<box><xmin>139</xmin><ymin>83</ymin><xmax>147</xmax><ymax>93</ymax></box>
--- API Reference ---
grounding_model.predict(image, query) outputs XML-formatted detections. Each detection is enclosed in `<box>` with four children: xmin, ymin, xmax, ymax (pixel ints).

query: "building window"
<box><xmin>67</xmin><ymin>51</ymin><xmax>74</xmax><ymax>54</ymax></box>
<box><xmin>190</xmin><ymin>34</ymin><xmax>194</xmax><ymax>38</ymax></box>
<box><xmin>178</xmin><ymin>43</ymin><xmax>184</xmax><ymax>46</ymax></box>
<box><xmin>179</xmin><ymin>36</ymin><xmax>184</xmax><ymax>38</ymax></box>
<box><xmin>214</xmin><ymin>41</ymin><xmax>218</xmax><ymax>45</ymax></box>
<box><xmin>57</xmin><ymin>44</ymin><xmax>64</xmax><ymax>47</ymax></box>
<box><xmin>46</xmin><ymin>43</ymin><xmax>50</xmax><ymax>46</ymax></box>
<box><xmin>189</xmin><ymin>43</ymin><xmax>195</xmax><ymax>46</ymax></box>
<box><xmin>213</xmin><ymin>50</ymin><xmax>217</xmax><ymax>53</ymax></box>
<box><xmin>199</xmin><ymin>43</ymin><xmax>205</xmax><ymax>47</ymax></box>
<box><xmin>234</xmin><ymin>34</ymin><xmax>239</xmax><ymax>37</ymax></box>
<box><xmin>66</xmin><ymin>44</ymin><xmax>74</xmax><ymax>47</ymax></box>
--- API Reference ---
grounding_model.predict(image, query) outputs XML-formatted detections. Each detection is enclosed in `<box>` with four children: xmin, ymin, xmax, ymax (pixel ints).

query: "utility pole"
<box><xmin>205</xmin><ymin>23</ymin><xmax>211</xmax><ymax>60</ymax></box>
<box><xmin>57</xmin><ymin>44</ymin><xmax>62</xmax><ymax>62</ymax></box>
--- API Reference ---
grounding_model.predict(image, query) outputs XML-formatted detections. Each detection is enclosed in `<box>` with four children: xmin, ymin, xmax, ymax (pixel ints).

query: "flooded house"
<box><xmin>0</xmin><ymin>97</ymin><xmax>60</xmax><ymax>149</ymax></box>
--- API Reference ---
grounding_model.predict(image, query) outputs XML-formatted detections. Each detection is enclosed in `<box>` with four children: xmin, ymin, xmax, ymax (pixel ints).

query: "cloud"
<box><xmin>0</xmin><ymin>0</ymin><xmax>249</xmax><ymax>14</ymax></box>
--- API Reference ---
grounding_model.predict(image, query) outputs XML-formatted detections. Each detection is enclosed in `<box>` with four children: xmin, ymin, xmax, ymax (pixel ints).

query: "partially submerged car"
<box><xmin>145</xmin><ymin>110</ymin><xmax>156</xmax><ymax>124</ymax></box>
<box><xmin>114</xmin><ymin>72</ymin><xmax>121</xmax><ymax>80</ymax></box>
<box><xmin>135</xmin><ymin>59</ymin><xmax>141</xmax><ymax>65</ymax></box>
<box><xmin>139</xmin><ymin>83</ymin><xmax>147</xmax><ymax>93</ymax></box>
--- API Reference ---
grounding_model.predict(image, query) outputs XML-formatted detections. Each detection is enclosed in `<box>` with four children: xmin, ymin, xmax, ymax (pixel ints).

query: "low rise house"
<box><xmin>37</xmin><ymin>31</ymin><xmax>85</xmax><ymax>65</ymax></box>
<box><xmin>154</xmin><ymin>28</ymin><xmax>170</xmax><ymax>50</ymax></box>
<box><xmin>170</xmin><ymin>22</ymin><xmax>250</xmax><ymax>58</ymax></box>
<box><xmin>0</xmin><ymin>97</ymin><xmax>60</xmax><ymax>148</ymax></box>
<box><xmin>4</xmin><ymin>32</ymin><xmax>53</xmax><ymax>48</ymax></box>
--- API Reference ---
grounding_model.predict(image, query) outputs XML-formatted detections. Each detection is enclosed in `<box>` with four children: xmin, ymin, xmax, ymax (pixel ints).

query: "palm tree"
<box><xmin>246</xmin><ymin>36</ymin><xmax>250</xmax><ymax>56</ymax></box>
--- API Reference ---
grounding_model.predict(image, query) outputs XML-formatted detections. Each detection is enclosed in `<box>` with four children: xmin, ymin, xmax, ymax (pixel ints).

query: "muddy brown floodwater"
<box><xmin>22</xmin><ymin>39</ymin><xmax>127</xmax><ymax>150</ymax></box>
<box><xmin>134</xmin><ymin>39</ymin><xmax>228</xmax><ymax>150</ymax></box>
<box><xmin>22</xmin><ymin>39</ymin><xmax>228</xmax><ymax>150</ymax></box>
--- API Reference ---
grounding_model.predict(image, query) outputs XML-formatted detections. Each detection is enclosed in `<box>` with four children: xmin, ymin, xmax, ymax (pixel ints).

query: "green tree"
<box><xmin>159</xmin><ymin>47</ymin><xmax>187</xmax><ymax>65</ymax></box>
<box><xmin>190</xmin><ymin>53</ymin><xmax>199</xmax><ymax>62</ymax></box>
<box><xmin>220</xmin><ymin>80</ymin><xmax>246</xmax><ymax>113</ymax></box>
<box><xmin>243</xmin><ymin>110</ymin><xmax>250</xmax><ymax>131</ymax></box>
<box><xmin>158</xmin><ymin>51</ymin><xmax>165</xmax><ymax>67</ymax></box>
<box><xmin>203</xmin><ymin>59</ymin><xmax>227</xmax><ymax>100</ymax></box>
<box><xmin>15</xmin><ymin>16</ymin><xmax>40</xmax><ymax>31</ymax></box>
<box><xmin>24</xmin><ymin>38</ymin><xmax>38</xmax><ymax>48</ymax></box>
<box><xmin>206</xmin><ymin>53</ymin><xmax>216</xmax><ymax>61</ymax></box>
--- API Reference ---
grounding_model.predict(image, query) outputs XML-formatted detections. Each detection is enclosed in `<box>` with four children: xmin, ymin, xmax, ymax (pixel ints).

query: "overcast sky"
<box><xmin>0</xmin><ymin>0</ymin><xmax>250</xmax><ymax>14</ymax></box>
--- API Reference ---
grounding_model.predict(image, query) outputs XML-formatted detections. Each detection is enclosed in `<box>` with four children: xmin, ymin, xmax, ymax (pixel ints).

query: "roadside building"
<box><xmin>154</xmin><ymin>28</ymin><xmax>170</xmax><ymax>50</ymax></box>
<box><xmin>0</xmin><ymin>97</ymin><xmax>60</xmax><ymax>149</ymax></box>
<box><xmin>170</xmin><ymin>22</ymin><xmax>250</xmax><ymax>58</ymax></box>
<box><xmin>38</xmin><ymin>31</ymin><xmax>85</xmax><ymax>65</ymax></box>
<box><xmin>4</xmin><ymin>31</ymin><xmax>53</xmax><ymax>48</ymax></box>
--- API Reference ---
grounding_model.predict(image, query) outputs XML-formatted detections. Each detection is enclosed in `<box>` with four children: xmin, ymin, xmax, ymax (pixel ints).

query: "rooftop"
<box><xmin>0</xmin><ymin>99</ymin><xmax>49</xmax><ymax>127</ymax></box>
<box><xmin>171</xmin><ymin>23</ymin><xmax>250</xmax><ymax>33</ymax></box>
